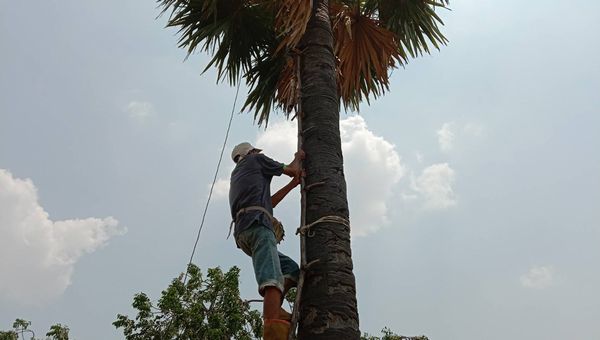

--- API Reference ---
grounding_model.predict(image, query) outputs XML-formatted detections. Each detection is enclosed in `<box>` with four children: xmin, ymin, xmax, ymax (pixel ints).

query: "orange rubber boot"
<box><xmin>279</xmin><ymin>307</ymin><xmax>292</xmax><ymax>321</ymax></box>
<box><xmin>263</xmin><ymin>319</ymin><xmax>290</xmax><ymax>340</ymax></box>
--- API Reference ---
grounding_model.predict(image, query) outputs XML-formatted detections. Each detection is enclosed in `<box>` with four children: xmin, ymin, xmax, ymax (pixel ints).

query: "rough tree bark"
<box><xmin>297</xmin><ymin>0</ymin><xmax>360</xmax><ymax>338</ymax></box>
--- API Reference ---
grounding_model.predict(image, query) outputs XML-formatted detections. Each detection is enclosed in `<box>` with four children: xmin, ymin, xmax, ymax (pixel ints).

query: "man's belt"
<box><xmin>228</xmin><ymin>206</ymin><xmax>285</xmax><ymax>243</ymax></box>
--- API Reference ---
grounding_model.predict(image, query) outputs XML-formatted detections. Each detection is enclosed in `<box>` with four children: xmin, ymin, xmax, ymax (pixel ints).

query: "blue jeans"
<box><xmin>236</xmin><ymin>223</ymin><xmax>299</xmax><ymax>295</ymax></box>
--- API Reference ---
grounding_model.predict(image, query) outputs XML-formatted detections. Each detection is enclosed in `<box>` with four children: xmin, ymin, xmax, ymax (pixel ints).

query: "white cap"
<box><xmin>231</xmin><ymin>142</ymin><xmax>262</xmax><ymax>163</ymax></box>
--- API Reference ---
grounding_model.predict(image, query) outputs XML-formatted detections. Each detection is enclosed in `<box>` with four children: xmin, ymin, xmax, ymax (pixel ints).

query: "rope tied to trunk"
<box><xmin>296</xmin><ymin>215</ymin><xmax>350</xmax><ymax>237</ymax></box>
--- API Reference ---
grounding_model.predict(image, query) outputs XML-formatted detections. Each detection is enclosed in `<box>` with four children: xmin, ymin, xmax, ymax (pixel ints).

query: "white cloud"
<box><xmin>520</xmin><ymin>265</ymin><xmax>555</xmax><ymax>289</ymax></box>
<box><xmin>211</xmin><ymin>178</ymin><xmax>230</xmax><ymax>199</ymax></box>
<box><xmin>341</xmin><ymin>116</ymin><xmax>405</xmax><ymax>236</ymax></box>
<box><xmin>126</xmin><ymin>101</ymin><xmax>154</xmax><ymax>121</ymax></box>
<box><xmin>255</xmin><ymin>120</ymin><xmax>298</xmax><ymax>163</ymax></box>
<box><xmin>437</xmin><ymin>121</ymin><xmax>485</xmax><ymax>152</ymax></box>
<box><xmin>0</xmin><ymin>169</ymin><xmax>125</xmax><ymax>304</ymax></box>
<box><xmin>411</xmin><ymin>163</ymin><xmax>457</xmax><ymax>210</ymax></box>
<box><xmin>437</xmin><ymin>122</ymin><xmax>455</xmax><ymax>152</ymax></box>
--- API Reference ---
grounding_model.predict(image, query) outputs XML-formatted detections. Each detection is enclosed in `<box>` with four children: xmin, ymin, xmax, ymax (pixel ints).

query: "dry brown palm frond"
<box><xmin>332</xmin><ymin>4</ymin><xmax>401</xmax><ymax>110</ymax></box>
<box><xmin>274</xmin><ymin>0</ymin><xmax>312</xmax><ymax>54</ymax></box>
<box><xmin>274</xmin><ymin>55</ymin><xmax>299</xmax><ymax>115</ymax></box>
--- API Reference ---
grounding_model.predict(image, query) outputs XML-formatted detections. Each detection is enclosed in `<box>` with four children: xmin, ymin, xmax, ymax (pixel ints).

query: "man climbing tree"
<box><xmin>157</xmin><ymin>0</ymin><xmax>449</xmax><ymax>338</ymax></box>
<box><xmin>229</xmin><ymin>142</ymin><xmax>303</xmax><ymax>339</ymax></box>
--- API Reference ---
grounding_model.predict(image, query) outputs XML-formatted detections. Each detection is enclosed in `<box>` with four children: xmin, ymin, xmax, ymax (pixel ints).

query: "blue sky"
<box><xmin>1</xmin><ymin>0</ymin><xmax>599</xmax><ymax>339</ymax></box>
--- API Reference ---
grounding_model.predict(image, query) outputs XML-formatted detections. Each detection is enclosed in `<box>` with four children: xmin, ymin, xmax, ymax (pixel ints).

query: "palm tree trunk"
<box><xmin>297</xmin><ymin>0</ymin><xmax>360</xmax><ymax>338</ymax></box>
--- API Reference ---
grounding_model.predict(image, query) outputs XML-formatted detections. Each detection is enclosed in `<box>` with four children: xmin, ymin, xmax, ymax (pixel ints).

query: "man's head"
<box><xmin>231</xmin><ymin>142</ymin><xmax>262</xmax><ymax>163</ymax></box>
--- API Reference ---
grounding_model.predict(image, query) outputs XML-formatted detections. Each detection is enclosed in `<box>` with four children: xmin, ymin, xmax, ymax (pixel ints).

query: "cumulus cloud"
<box><xmin>437</xmin><ymin>122</ymin><xmax>455</xmax><ymax>152</ymax></box>
<box><xmin>411</xmin><ymin>163</ymin><xmax>457</xmax><ymax>210</ymax></box>
<box><xmin>437</xmin><ymin>121</ymin><xmax>485</xmax><ymax>152</ymax></box>
<box><xmin>0</xmin><ymin>169</ymin><xmax>125</xmax><ymax>304</ymax></box>
<box><xmin>255</xmin><ymin>120</ymin><xmax>298</xmax><ymax>163</ymax></box>
<box><xmin>340</xmin><ymin>116</ymin><xmax>405</xmax><ymax>235</ymax></box>
<box><xmin>520</xmin><ymin>265</ymin><xmax>555</xmax><ymax>289</ymax></box>
<box><xmin>126</xmin><ymin>101</ymin><xmax>154</xmax><ymax>121</ymax></box>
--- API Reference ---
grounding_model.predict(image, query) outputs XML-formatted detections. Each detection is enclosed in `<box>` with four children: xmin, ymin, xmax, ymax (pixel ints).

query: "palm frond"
<box><xmin>242</xmin><ymin>50</ymin><xmax>287</xmax><ymax>126</ymax></box>
<box><xmin>274</xmin><ymin>0</ymin><xmax>312</xmax><ymax>54</ymax></box>
<box><xmin>275</xmin><ymin>55</ymin><xmax>299</xmax><ymax>115</ymax></box>
<box><xmin>157</xmin><ymin>0</ymin><xmax>449</xmax><ymax>124</ymax></box>
<box><xmin>158</xmin><ymin>0</ymin><xmax>275</xmax><ymax>85</ymax></box>
<box><xmin>243</xmin><ymin>49</ymin><xmax>301</xmax><ymax>125</ymax></box>
<box><xmin>333</xmin><ymin>4</ymin><xmax>401</xmax><ymax>111</ymax></box>
<box><xmin>363</xmin><ymin>0</ymin><xmax>450</xmax><ymax>61</ymax></box>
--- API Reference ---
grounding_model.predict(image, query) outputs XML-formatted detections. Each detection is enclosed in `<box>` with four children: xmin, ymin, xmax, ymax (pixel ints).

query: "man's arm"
<box><xmin>271</xmin><ymin>175</ymin><xmax>300</xmax><ymax>208</ymax></box>
<box><xmin>283</xmin><ymin>150</ymin><xmax>305</xmax><ymax>178</ymax></box>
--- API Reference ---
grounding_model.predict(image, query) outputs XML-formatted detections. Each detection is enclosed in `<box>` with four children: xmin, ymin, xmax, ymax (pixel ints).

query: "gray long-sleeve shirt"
<box><xmin>229</xmin><ymin>153</ymin><xmax>284</xmax><ymax>238</ymax></box>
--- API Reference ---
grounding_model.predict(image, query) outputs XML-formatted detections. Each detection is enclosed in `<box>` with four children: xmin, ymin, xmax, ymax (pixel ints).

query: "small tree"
<box><xmin>45</xmin><ymin>324</ymin><xmax>69</xmax><ymax>340</ymax></box>
<box><xmin>361</xmin><ymin>327</ymin><xmax>429</xmax><ymax>340</ymax></box>
<box><xmin>9</xmin><ymin>319</ymin><xmax>34</xmax><ymax>340</ymax></box>
<box><xmin>113</xmin><ymin>264</ymin><xmax>262</xmax><ymax>339</ymax></box>
<box><xmin>0</xmin><ymin>320</ymin><xmax>68</xmax><ymax>340</ymax></box>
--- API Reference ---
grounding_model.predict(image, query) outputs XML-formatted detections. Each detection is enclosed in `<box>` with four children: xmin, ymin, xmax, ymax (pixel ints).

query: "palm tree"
<box><xmin>157</xmin><ymin>0</ymin><xmax>449</xmax><ymax>338</ymax></box>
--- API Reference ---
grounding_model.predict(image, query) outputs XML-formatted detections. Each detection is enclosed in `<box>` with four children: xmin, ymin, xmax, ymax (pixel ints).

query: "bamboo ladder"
<box><xmin>288</xmin><ymin>54</ymin><xmax>306</xmax><ymax>340</ymax></box>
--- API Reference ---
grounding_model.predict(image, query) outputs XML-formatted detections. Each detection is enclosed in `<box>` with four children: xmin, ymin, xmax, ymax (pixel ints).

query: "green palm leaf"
<box><xmin>158</xmin><ymin>0</ymin><xmax>275</xmax><ymax>85</ymax></box>
<box><xmin>242</xmin><ymin>48</ymin><xmax>288</xmax><ymax>126</ymax></box>
<box><xmin>363</xmin><ymin>0</ymin><xmax>450</xmax><ymax>62</ymax></box>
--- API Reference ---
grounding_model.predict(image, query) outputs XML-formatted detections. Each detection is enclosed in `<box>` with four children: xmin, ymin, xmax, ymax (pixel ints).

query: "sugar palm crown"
<box><xmin>158</xmin><ymin>0</ymin><xmax>449</xmax><ymax>125</ymax></box>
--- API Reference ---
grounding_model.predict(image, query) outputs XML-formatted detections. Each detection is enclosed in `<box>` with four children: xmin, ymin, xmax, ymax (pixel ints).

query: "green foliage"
<box><xmin>242</xmin><ymin>48</ymin><xmax>288</xmax><ymax>126</ymax></box>
<box><xmin>0</xmin><ymin>319</ymin><xmax>68</xmax><ymax>340</ymax></box>
<box><xmin>10</xmin><ymin>319</ymin><xmax>34</xmax><ymax>340</ymax></box>
<box><xmin>0</xmin><ymin>331</ymin><xmax>17</xmax><ymax>340</ymax></box>
<box><xmin>158</xmin><ymin>0</ymin><xmax>281</xmax><ymax>125</ymax></box>
<box><xmin>361</xmin><ymin>327</ymin><xmax>429</xmax><ymax>340</ymax></box>
<box><xmin>284</xmin><ymin>287</ymin><xmax>297</xmax><ymax>306</ymax></box>
<box><xmin>161</xmin><ymin>0</ymin><xmax>276</xmax><ymax>85</ymax></box>
<box><xmin>362</xmin><ymin>327</ymin><xmax>429</xmax><ymax>340</ymax></box>
<box><xmin>363</xmin><ymin>0</ymin><xmax>449</xmax><ymax>61</ymax></box>
<box><xmin>12</xmin><ymin>319</ymin><xmax>31</xmax><ymax>331</ymax></box>
<box><xmin>113</xmin><ymin>264</ymin><xmax>262</xmax><ymax>340</ymax></box>
<box><xmin>45</xmin><ymin>324</ymin><xmax>69</xmax><ymax>340</ymax></box>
